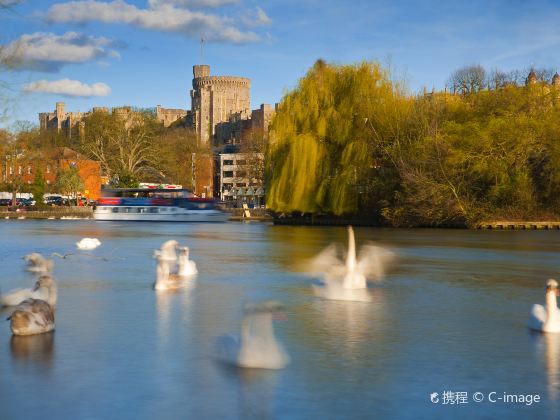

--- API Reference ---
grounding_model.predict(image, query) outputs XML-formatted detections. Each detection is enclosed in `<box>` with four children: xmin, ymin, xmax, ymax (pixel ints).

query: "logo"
<box><xmin>430</xmin><ymin>392</ymin><xmax>439</xmax><ymax>404</ymax></box>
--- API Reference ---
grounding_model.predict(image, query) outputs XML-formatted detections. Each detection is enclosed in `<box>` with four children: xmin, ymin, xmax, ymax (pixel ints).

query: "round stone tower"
<box><xmin>526</xmin><ymin>69</ymin><xmax>537</xmax><ymax>86</ymax></box>
<box><xmin>552</xmin><ymin>73</ymin><xmax>560</xmax><ymax>88</ymax></box>
<box><xmin>190</xmin><ymin>65</ymin><xmax>251</xmax><ymax>144</ymax></box>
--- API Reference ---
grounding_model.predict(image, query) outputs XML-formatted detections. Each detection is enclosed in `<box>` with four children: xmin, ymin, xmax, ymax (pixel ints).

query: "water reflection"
<box><xmin>155</xmin><ymin>286</ymin><xmax>195</xmax><ymax>345</ymax></box>
<box><xmin>238</xmin><ymin>368</ymin><xmax>279</xmax><ymax>419</ymax></box>
<box><xmin>218</xmin><ymin>364</ymin><xmax>280</xmax><ymax>419</ymax></box>
<box><xmin>532</xmin><ymin>331</ymin><xmax>560</xmax><ymax>403</ymax></box>
<box><xmin>311</xmin><ymin>282</ymin><xmax>373</xmax><ymax>302</ymax></box>
<box><xmin>10</xmin><ymin>332</ymin><xmax>55</xmax><ymax>365</ymax></box>
<box><xmin>310</xmin><ymin>289</ymin><xmax>387</xmax><ymax>357</ymax></box>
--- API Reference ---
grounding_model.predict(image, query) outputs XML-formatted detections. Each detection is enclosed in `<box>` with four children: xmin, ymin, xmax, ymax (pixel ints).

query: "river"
<box><xmin>0</xmin><ymin>221</ymin><xmax>558</xmax><ymax>419</ymax></box>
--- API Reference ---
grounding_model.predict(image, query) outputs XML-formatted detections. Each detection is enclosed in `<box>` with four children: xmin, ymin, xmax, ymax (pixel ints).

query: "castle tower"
<box><xmin>552</xmin><ymin>73</ymin><xmax>560</xmax><ymax>88</ymax></box>
<box><xmin>526</xmin><ymin>69</ymin><xmax>537</xmax><ymax>86</ymax></box>
<box><xmin>56</xmin><ymin>102</ymin><xmax>66</xmax><ymax>130</ymax></box>
<box><xmin>190</xmin><ymin>65</ymin><xmax>251</xmax><ymax>145</ymax></box>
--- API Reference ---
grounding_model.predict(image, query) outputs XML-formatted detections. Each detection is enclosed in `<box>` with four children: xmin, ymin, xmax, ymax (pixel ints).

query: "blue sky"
<box><xmin>2</xmin><ymin>0</ymin><xmax>560</xmax><ymax>127</ymax></box>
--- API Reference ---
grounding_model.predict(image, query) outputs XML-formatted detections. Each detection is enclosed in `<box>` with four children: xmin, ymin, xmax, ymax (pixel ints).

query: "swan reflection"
<box><xmin>10</xmin><ymin>331</ymin><xmax>55</xmax><ymax>365</ymax></box>
<box><xmin>311</xmin><ymin>290</ymin><xmax>386</xmax><ymax>356</ymax></box>
<box><xmin>238</xmin><ymin>368</ymin><xmax>279</xmax><ymax>419</ymax></box>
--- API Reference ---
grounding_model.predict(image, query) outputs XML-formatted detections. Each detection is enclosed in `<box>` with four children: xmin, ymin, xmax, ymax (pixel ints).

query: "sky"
<box><xmin>1</xmin><ymin>0</ymin><xmax>560</xmax><ymax>128</ymax></box>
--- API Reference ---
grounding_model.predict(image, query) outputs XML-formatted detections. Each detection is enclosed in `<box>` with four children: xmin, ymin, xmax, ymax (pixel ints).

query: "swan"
<box><xmin>0</xmin><ymin>275</ymin><xmax>58</xmax><ymax>307</ymax></box>
<box><xmin>529</xmin><ymin>279</ymin><xmax>560</xmax><ymax>333</ymax></box>
<box><xmin>23</xmin><ymin>253</ymin><xmax>54</xmax><ymax>273</ymax></box>
<box><xmin>311</xmin><ymin>226</ymin><xmax>393</xmax><ymax>290</ymax></box>
<box><xmin>7</xmin><ymin>299</ymin><xmax>55</xmax><ymax>336</ymax></box>
<box><xmin>153</xmin><ymin>240</ymin><xmax>179</xmax><ymax>263</ymax></box>
<box><xmin>177</xmin><ymin>246</ymin><xmax>198</xmax><ymax>276</ymax></box>
<box><xmin>215</xmin><ymin>301</ymin><xmax>290</xmax><ymax>369</ymax></box>
<box><xmin>153</xmin><ymin>256</ymin><xmax>188</xmax><ymax>291</ymax></box>
<box><xmin>76</xmin><ymin>238</ymin><xmax>101</xmax><ymax>250</ymax></box>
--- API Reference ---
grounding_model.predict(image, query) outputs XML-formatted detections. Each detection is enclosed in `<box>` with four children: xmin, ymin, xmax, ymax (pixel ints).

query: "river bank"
<box><xmin>0</xmin><ymin>206</ymin><xmax>93</xmax><ymax>219</ymax></box>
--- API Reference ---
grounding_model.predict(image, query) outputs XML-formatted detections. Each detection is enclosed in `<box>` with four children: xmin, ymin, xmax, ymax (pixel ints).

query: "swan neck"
<box><xmin>546</xmin><ymin>290</ymin><xmax>558</xmax><ymax>317</ymax></box>
<box><xmin>241</xmin><ymin>313</ymin><xmax>274</xmax><ymax>342</ymax></box>
<box><xmin>346</xmin><ymin>227</ymin><xmax>356</xmax><ymax>271</ymax></box>
<box><xmin>156</xmin><ymin>261</ymin><xmax>170</xmax><ymax>285</ymax></box>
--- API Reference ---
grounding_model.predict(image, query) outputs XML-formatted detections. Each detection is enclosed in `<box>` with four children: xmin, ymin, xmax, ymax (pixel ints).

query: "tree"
<box><xmin>267</xmin><ymin>59</ymin><xmax>409</xmax><ymax>216</ymax></box>
<box><xmin>447</xmin><ymin>65</ymin><xmax>487</xmax><ymax>95</ymax></box>
<box><xmin>0</xmin><ymin>1</ymin><xmax>24</xmax><ymax>123</ymax></box>
<box><xmin>32</xmin><ymin>167</ymin><xmax>46</xmax><ymax>206</ymax></box>
<box><xmin>55</xmin><ymin>166</ymin><xmax>84</xmax><ymax>204</ymax></box>
<box><xmin>238</xmin><ymin>127</ymin><xmax>267</xmax><ymax>187</ymax></box>
<box><xmin>79</xmin><ymin>110</ymin><xmax>163</xmax><ymax>183</ymax></box>
<box><xmin>150</xmin><ymin>127</ymin><xmax>202</xmax><ymax>188</ymax></box>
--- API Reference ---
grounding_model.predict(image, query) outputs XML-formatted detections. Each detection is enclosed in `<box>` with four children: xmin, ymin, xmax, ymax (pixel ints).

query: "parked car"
<box><xmin>0</xmin><ymin>198</ymin><xmax>12</xmax><ymax>206</ymax></box>
<box><xmin>45</xmin><ymin>196</ymin><xmax>67</xmax><ymax>206</ymax></box>
<box><xmin>19</xmin><ymin>198</ymin><xmax>36</xmax><ymax>206</ymax></box>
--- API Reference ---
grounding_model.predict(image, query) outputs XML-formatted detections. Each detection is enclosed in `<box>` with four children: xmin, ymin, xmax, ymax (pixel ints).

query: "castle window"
<box><xmin>18</xmin><ymin>165</ymin><xmax>22</xmax><ymax>175</ymax></box>
<box><xmin>46</xmin><ymin>165</ymin><xmax>51</xmax><ymax>174</ymax></box>
<box><xmin>27</xmin><ymin>165</ymin><xmax>32</xmax><ymax>175</ymax></box>
<box><xmin>9</xmin><ymin>166</ymin><xmax>13</xmax><ymax>175</ymax></box>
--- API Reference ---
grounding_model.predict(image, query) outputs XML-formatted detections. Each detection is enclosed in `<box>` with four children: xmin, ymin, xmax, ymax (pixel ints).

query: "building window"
<box><xmin>9</xmin><ymin>166</ymin><xmax>13</xmax><ymax>175</ymax></box>
<box><xmin>27</xmin><ymin>165</ymin><xmax>32</xmax><ymax>175</ymax></box>
<box><xmin>236</xmin><ymin>170</ymin><xmax>247</xmax><ymax>178</ymax></box>
<box><xmin>236</xmin><ymin>160</ymin><xmax>247</xmax><ymax>165</ymax></box>
<box><xmin>223</xmin><ymin>160</ymin><xmax>234</xmax><ymax>166</ymax></box>
<box><xmin>18</xmin><ymin>166</ymin><xmax>22</xmax><ymax>175</ymax></box>
<box><xmin>46</xmin><ymin>165</ymin><xmax>51</xmax><ymax>174</ymax></box>
<box><xmin>223</xmin><ymin>171</ymin><xmax>234</xmax><ymax>178</ymax></box>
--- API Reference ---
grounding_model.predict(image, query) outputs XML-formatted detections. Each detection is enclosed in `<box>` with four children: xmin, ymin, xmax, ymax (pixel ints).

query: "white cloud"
<box><xmin>0</xmin><ymin>32</ymin><xmax>120</xmax><ymax>72</ymax></box>
<box><xmin>147</xmin><ymin>0</ymin><xmax>239</xmax><ymax>8</ymax></box>
<box><xmin>44</xmin><ymin>0</ymin><xmax>261</xmax><ymax>43</ymax></box>
<box><xmin>23</xmin><ymin>79</ymin><xmax>111</xmax><ymax>97</ymax></box>
<box><xmin>242</xmin><ymin>6</ymin><xmax>271</xmax><ymax>27</ymax></box>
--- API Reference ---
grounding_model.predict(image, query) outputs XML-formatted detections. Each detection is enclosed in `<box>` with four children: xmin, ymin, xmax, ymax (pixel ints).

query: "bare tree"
<box><xmin>237</xmin><ymin>127</ymin><xmax>267</xmax><ymax>186</ymax></box>
<box><xmin>447</xmin><ymin>65</ymin><xmax>487</xmax><ymax>95</ymax></box>
<box><xmin>488</xmin><ymin>68</ymin><xmax>509</xmax><ymax>89</ymax></box>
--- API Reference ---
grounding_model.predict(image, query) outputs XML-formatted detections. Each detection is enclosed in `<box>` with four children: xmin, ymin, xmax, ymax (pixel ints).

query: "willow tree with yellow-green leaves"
<box><xmin>267</xmin><ymin>60</ymin><xmax>412</xmax><ymax>217</ymax></box>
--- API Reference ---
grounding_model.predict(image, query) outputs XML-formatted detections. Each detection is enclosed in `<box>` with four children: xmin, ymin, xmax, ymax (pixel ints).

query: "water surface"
<box><xmin>0</xmin><ymin>221</ymin><xmax>559</xmax><ymax>419</ymax></box>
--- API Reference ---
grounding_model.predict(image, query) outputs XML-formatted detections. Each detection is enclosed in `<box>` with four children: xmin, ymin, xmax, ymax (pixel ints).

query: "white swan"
<box><xmin>76</xmin><ymin>238</ymin><xmax>101</xmax><ymax>250</ymax></box>
<box><xmin>177</xmin><ymin>246</ymin><xmax>198</xmax><ymax>276</ymax></box>
<box><xmin>0</xmin><ymin>275</ymin><xmax>58</xmax><ymax>307</ymax></box>
<box><xmin>153</xmin><ymin>257</ymin><xmax>188</xmax><ymax>291</ymax></box>
<box><xmin>23</xmin><ymin>253</ymin><xmax>54</xmax><ymax>273</ymax></box>
<box><xmin>153</xmin><ymin>240</ymin><xmax>179</xmax><ymax>263</ymax></box>
<box><xmin>7</xmin><ymin>299</ymin><xmax>55</xmax><ymax>336</ymax></box>
<box><xmin>311</xmin><ymin>226</ymin><xmax>393</xmax><ymax>290</ymax></box>
<box><xmin>215</xmin><ymin>301</ymin><xmax>290</xmax><ymax>369</ymax></box>
<box><xmin>529</xmin><ymin>279</ymin><xmax>560</xmax><ymax>333</ymax></box>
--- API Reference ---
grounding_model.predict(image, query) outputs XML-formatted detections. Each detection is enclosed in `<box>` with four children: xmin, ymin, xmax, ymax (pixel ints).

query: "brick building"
<box><xmin>1</xmin><ymin>147</ymin><xmax>102</xmax><ymax>200</ymax></box>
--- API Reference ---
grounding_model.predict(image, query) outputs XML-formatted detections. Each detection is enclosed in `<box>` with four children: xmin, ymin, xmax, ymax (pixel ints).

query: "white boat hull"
<box><xmin>93</xmin><ymin>206</ymin><xmax>230</xmax><ymax>222</ymax></box>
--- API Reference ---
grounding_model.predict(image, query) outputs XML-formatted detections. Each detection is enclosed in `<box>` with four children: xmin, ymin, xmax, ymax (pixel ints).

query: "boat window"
<box><xmin>149</xmin><ymin>208</ymin><xmax>158</xmax><ymax>213</ymax></box>
<box><xmin>112</xmin><ymin>207</ymin><xmax>119</xmax><ymax>213</ymax></box>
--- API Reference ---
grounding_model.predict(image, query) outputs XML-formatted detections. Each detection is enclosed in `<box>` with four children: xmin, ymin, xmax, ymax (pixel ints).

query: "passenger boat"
<box><xmin>93</xmin><ymin>188</ymin><xmax>229</xmax><ymax>222</ymax></box>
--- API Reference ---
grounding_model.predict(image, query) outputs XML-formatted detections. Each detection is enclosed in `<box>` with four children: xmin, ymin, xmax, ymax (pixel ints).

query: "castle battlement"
<box><xmin>193</xmin><ymin>77</ymin><xmax>251</xmax><ymax>89</ymax></box>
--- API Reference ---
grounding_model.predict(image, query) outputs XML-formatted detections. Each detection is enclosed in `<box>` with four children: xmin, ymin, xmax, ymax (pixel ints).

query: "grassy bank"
<box><xmin>0</xmin><ymin>206</ymin><xmax>93</xmax><ymax>219</ymax></box>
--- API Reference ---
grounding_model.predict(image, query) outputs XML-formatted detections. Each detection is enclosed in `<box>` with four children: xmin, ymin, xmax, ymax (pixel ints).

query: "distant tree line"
<box><xmin>267</xmin><ymin>60</ymin><xmax>560</xmax><ymax>226</ymax></box>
